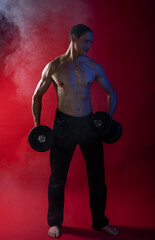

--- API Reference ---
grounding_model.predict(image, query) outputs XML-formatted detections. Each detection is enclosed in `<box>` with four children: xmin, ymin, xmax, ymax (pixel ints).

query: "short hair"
<box><xmin>69</xmin><ymin>24</ymin><xmax>93</xmax><ymax>41</ymax></box>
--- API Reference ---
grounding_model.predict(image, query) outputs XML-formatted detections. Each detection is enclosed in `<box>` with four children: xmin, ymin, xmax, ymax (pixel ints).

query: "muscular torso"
<box><xmin>51</xmin><ymin>56</ymin><xmax>97</xmax><ymax>117</ymax></box>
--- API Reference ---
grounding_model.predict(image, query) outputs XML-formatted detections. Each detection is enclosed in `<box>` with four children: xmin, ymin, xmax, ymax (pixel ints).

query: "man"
<box><xmin>32</xmin><ymin>24</ymin><xmax>119</xmax><ymax>238</ymax></box>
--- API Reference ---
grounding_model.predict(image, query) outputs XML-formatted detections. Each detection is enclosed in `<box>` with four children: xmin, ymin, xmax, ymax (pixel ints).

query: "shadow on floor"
<box><xmin>61</xmin><ymin>225</ymin><xmax>155</xmax><ymax>240</ymax></box>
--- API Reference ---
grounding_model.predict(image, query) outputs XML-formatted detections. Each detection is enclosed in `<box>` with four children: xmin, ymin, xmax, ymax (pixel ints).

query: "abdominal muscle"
<box><xmin>56</xmin><ymin>86</ymin><xmax>93</xmax><ymax>117</ymax></box>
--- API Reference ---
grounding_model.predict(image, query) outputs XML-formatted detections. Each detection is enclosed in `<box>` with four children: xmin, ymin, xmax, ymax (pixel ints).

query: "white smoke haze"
<box><xmin>0</xmin><ymin>0</ymin><xmax>92</xmax><ymax>97</ymax></box>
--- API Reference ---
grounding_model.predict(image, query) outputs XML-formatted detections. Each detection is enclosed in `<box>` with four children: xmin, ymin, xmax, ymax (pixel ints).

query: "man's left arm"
<box><xmin>95</xmin><ymin>63</ymin><xmax>117</xmax><ymax>118</ymax></box>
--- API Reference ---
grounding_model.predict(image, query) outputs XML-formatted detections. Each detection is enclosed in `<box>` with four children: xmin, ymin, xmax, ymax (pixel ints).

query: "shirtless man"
<box><xmin>32</xmin><ymin>24</ymin><xmax>119</xmax><ymax>238</ymax></box>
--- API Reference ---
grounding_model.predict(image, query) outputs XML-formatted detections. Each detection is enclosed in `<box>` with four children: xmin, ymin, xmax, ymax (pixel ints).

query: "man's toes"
<box><xmin>52</xmin><ymin>232</ymin><xmax>56</xmax><ymax>237</ymax></box>
<box><xmin>102</xmin><ymin>225</ymin><xmax>119</xmax><ymax>235</ymax></box>
<box><xmin>110</xmin><ymin>227</ymin><xmax>118</xmax><ymax>234</ymax></box>
<box><xmin>113</xmin><ymin>228</ymin><xmax>119</xmax><ymax>235</ymax></box>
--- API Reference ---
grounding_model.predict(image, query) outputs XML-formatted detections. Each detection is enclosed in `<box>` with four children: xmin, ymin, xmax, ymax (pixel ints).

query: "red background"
<box><xmin>0</xmin><ymin>0</ymin><xmax>154</xmax><ymax>239</ymax></box>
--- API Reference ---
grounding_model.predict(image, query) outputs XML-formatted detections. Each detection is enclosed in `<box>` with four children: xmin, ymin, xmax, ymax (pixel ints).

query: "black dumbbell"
<box><xmin>28</xmin><ymin>125</ymin><xmax>55</xmax><ymax>152</ymax></box>
<box><xmin>93</xmin><ymin>111</ymin><xmax>122</xmax><ymax>144</ymax></box>
<box><xmin>93</xmin><ymin>111</ymin><xmax>112</xmax><ymax>137</ymax></box>
<box><xmin>102</xmin><ymin>120</ymin><xmax>122</xmax><ymax>144</ymax></box>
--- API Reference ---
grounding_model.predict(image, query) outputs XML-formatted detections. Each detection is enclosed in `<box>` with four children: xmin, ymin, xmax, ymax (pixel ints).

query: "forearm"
<box><xmin>107</xmin><ymin>89</ymin><xmax>117</xmax><ymax>118</ymax></box>
<box><xmin>32</xmin><ymin>95</ymin><xmax>42</xmax><ymax>126</ymax></box>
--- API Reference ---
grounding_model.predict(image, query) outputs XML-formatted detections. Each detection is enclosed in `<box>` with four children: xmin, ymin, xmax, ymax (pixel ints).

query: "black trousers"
<box><xmin>47</xmin><ymin>110</ymin><xmax>109</xmax><ymax>229</ymax></box>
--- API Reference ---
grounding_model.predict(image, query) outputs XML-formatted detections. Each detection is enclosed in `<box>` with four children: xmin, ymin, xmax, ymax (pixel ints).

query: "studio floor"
<box><xmin>1</xmin><ymin>182</ymin><xmax>155</xmax><ymax>240</ymax></box>
<box><xmin>1</xmin><ymin>225</ymin><xmax>155</xmax><ymax>240</ymax></box>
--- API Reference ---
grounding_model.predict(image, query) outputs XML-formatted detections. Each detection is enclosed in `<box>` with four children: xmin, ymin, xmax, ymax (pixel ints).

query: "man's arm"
<box><xmin>95</xmin><ymin>63</ymin><xmax>117</xmax><ymax>118</ymax></box>
<box><xmin>32</xmin><ymin>61</ymin><xmax>57</xmax><ymax>126</ymax></box>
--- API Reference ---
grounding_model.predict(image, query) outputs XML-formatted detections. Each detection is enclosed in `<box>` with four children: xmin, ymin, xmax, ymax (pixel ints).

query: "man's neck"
<box><xmin>64</xmin><ymin>43</ymin><xmax>81</xmax><ymax>62</ymax></box>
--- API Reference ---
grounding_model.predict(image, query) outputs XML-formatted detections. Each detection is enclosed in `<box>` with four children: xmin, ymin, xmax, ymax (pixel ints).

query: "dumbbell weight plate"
<box><xmin>103</xmin><ymin>120</ymin><xmax>122</xmax><ymax>144</ymax></box>
<box><xmin>93</xmin><ymin>111</ymin><xmax>112</xmax><ymax>138</ymax></box>
<box><xmin>28</xmin><ymin>125</ymin><xmax>55</xmax><ymax>152</ymax></box>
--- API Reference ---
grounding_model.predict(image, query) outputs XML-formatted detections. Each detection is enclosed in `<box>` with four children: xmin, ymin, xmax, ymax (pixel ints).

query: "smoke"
<box><xmin>0</xmin><ymin>0</ymin><xmax>92</xmax><ymax>97</ymax></box>
<box><xmin>0</xmin><ymin>13</ymin><xmax>20</xmax><ymax>66</ymax></box>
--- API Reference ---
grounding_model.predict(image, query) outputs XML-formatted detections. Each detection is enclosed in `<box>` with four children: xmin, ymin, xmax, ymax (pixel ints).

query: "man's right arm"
<box><xmin>32</xmin><ymin>60</ymin><xmax>58</xmax><ymax>126</ymax></box>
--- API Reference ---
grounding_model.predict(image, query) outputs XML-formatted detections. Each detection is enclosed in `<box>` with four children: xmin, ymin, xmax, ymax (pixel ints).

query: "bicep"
<box><xmin>34</xmin><ymin>77</ymin><xmax>52</xmax><ymax>97</ymax></box>
<box><xmin>95</xmin><ymin>64</ymin><xmax>114</xmax><ymax>94</ymax></box>
<box><xmin>33</xmin><ymin>63</ymin><xmax>54</xmax><ymax>97</ymax></box>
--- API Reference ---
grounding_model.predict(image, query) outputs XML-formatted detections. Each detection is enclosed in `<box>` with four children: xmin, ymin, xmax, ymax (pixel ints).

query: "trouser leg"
<box><xmin>79</xmin><ymin>142</ymin><xmax>109</xmax><ymax>229</ymax></box>
<box><xmin>47</xmin><ymin>138</ymin><xmax>76</xmax><ymax>227</ymax></box>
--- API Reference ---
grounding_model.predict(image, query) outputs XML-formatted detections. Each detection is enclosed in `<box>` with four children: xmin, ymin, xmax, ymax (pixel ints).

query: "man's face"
<box><xmin>73</xmin><ymin>31</ymin><xmax>93</xmax><ymax>56</ymax></box>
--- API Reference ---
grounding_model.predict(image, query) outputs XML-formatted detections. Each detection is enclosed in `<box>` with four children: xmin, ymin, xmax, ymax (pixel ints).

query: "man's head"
<box><xmin>69</xmin><ymin>24</ymin><xmax>93</xmax><ymax>56</ymax></box>
<box><xmin>69</xmin><ymin>24</ymin><xmax>93</xmax><ymax>41</ymax></box>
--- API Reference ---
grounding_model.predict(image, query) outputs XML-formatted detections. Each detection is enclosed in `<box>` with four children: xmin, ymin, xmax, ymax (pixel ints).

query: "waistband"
<box><xmin>55</xmin><ymin>109</ymin><xmax>93</xmax><ymax>121</ymax></box>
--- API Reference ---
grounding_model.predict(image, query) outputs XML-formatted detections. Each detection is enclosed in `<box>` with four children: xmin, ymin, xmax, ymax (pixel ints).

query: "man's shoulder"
<box><xmin>80</xmin><ymin>55</ymin><xmax>96</xmax><ymax>64</ymax></box>
<box><xmin>43</xmin><ymin>57</ymin><xmax>61</xmax><ymax>76</ymax></box>
<box><xmin>84</xmin><ymin>56</ymin><xmax>102</xmax><ymax>71</ymax></box>
<box><xmin>49</xmin><ymin>54</ymin><xmax>69</xmax><ymax>68</ymax></box>
<box><xmin>49</xmin><ymin>56</ymin><xmax>61</xmax><ymax>68</ymax></box>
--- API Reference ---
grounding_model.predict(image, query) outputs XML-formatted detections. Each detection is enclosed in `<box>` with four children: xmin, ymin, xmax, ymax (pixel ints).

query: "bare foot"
<box><xmin>101</xmin><ymin>224</ymin><xmax>119</xmax><ymax>235</ymax></box>
<box><xmin>48</xmin><ymin>226</ymin><xmax>61</xmax><ymax>238</ymax></box>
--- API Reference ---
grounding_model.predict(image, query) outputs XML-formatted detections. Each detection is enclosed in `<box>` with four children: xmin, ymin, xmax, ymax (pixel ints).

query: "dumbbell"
<box><xmin>28</xmin><ymin>125</ymin><xmax>55</xmax><ymax>152</ymax></box>
<box><xmin>102</xmin><ymin>120</ymin><xmax>122</xmax><ymax>143</ymax></box>
<box><xmin>93</xmin><ymin>111</ymin><xmax>122</xmax><ymax>144</ymax></box>
<box><xmin>28</xmin><ymin>112</ymin><xmax>122</xmax><ymax>152</ymax></box>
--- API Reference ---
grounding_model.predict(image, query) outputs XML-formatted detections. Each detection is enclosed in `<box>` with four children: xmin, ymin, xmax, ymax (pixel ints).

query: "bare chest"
<box><xmin>52</xmin><ymin>61</ymin><xmax>96</xmax><ymax>89</ymax></box>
